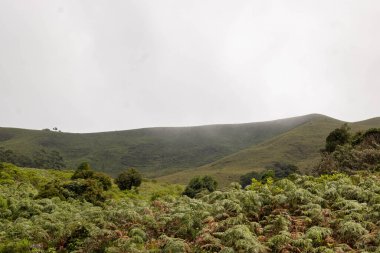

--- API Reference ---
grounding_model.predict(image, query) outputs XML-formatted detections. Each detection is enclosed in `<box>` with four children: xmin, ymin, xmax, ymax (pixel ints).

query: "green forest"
<box><xmin>1</xmin><ymin>126</ymin><xmax>380</xmax><ymax>252</ymax></box>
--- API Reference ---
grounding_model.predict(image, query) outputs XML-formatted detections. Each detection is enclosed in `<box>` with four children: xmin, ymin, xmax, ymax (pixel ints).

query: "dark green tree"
<box><xmin>115</xmin><ymin>168</ymin><xmax>142</xmax><ymax>190</ymax></box>
<box><xmin>183</xmin><ymin>175</ymin><xmax>218</xmax><ymax>198</ymax></box>
<box><xmin>93</xmin><ymin>172</ymin><xmax>112</xmax><ymax>191</ymax></box>
<box><xmin>72</xmin><ymin>162</ymin><xmax>94</xmax><ymax>180</ymax></box>
<box><xmin>271</xmin><ymin>162</ymin><xmax>300</xmax><ymax>178</ymax></box>
<box><xmin>0</xmin><ymin>147</ymin><xmax>34</xmax><ymax>167</ymax></box>
<box><xmin>63</xmin><ymin>179</ymin><xmax>106</xmax><ymax>205</ymax></box>
<box><xmin>325</xmin><ymin>124</ymin><xmax>351</xmax><ymax>153</ymax></box>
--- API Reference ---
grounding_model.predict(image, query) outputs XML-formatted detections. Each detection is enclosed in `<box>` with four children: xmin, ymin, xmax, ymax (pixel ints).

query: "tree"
<box><xmin>71</xmin><ymin>162</ymin><xmax>112</xmax><ymax>191</ymax></box>
<box><xmin>240</xmin><ymin>163</ymin><xmax>299</xmax><ymax>188</ymax></box>
<box><xmin>325</xmin><ymin>124</ymin><xmax>351</xmax><ymax>153</ymax></box>
<box><xmin>93</xmin><ymin>172</ymin><xmax>112</xmax><ymax>191</ymax></box>
<box><xmin>115</xmin><ymin>168</ymin><xmax>142</xmax><ymax>190</ymax></box>
<box><xmin>270</xmin><ymin>162</ymin><xmax>299</xmax><ymax>178</ymax></box>
<box><xmin>183</xmin><ymin>175</ymin><xmax>218</xmax><ymax>198</ymax></box>
<box><xmin>72</xmin><ymin>162</ymin><xmax>94</xmax><ymax>180</ymax></box>
<box><xmin>0</xmin><ymin>147</ymin><xmax>34</xmax><ymax>167</ymax></box>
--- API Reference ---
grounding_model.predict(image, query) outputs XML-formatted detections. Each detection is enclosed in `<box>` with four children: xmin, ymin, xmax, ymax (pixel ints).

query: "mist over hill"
<box><xmin>1</xmin><ymin>114</ymin><xmax>380</xmax><ymax>184</ymax></box>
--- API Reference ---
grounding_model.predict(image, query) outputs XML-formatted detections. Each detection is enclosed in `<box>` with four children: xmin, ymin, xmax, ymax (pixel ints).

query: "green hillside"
<box><xmin>159</xmin><ymin>115</ymin><xmax>380</xmax><ymax>186</ymax></box>
<box><xmin>0</xmin><ymin>114</ymin><xmax>314</xmax><ymax>177</ymax></box>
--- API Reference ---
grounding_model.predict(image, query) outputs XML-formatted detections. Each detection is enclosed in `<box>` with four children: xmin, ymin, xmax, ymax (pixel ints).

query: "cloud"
<box><xmin>0</xmin><ymin>0</ymin><xmax>379</xmax><ymax>132</ymax></box>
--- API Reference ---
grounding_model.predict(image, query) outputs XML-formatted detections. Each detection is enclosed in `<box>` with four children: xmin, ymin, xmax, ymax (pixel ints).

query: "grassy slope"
<box><xmin>159</xmin><ymin>115</ymin><xmax>380</xmax><ymax>186</ymax></box>
<box><xmin>0</xmin><ymin>114</ymin><xmax>313</xmax><ymax>177</ymax></box>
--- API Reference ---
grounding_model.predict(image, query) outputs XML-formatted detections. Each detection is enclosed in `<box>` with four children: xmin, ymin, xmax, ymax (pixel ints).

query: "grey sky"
<box><xmin>0</xmin><ymin>0</ymin><xmax>379</xmax><ymax>133</ymax></box>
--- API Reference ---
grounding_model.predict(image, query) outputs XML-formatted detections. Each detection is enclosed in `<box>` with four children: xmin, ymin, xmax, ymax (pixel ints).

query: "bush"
<box><xmin>338</xmin><ymin>221</ymin><xmax>368</xmax><ymax>243</ymax></box>
<box><xmin>115</xmin><ymin>168</ymin><xmax>142</xmax><ymax>190</ymax></box>
<box><xmin>325</xmin><ymin>124</ymin><xmax>351</xmax><ymax>153</ymax></box>
<box><xmin>183</xmin><ymin>176</ymin><xmax>218</xmax><ymax>198</ymax></box>
<box><xmin>305</xmin><ymin>226</ymin><xmax>332</xmax><ymax>246</ymax></box>
<box><xmin>92</xmin><ymin>172</ymin><xmax>112</xmax><ymax>191</ymax></box>
<box><xmin>240</xmin><ymin>171</ymin><xmax>261</xmax><ymax>188</ymax></box>
<box><xmin>71</xmin><ymin>162</ymin><xmax>94</xmax><ymax>180</ymax></box>
<box><xmin>0</xmin><ymin>239</ymin><xmax>31</xmax><ymax>253</ymax></box>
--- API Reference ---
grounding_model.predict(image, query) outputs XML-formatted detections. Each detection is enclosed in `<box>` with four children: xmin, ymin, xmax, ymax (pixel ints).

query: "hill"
<box><xmin>0</xmin><ymin>114</ymin><xmax>314</xmax><ymax>177</ymax></box>
<box><xmin>159</xmin><ymin>115</ymin><xmax>380</xmax><ymax>186</ymax></box>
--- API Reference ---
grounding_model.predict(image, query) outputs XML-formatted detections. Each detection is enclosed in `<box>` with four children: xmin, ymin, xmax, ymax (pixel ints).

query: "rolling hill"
<box><xmin>2</xmin><ymin>114</ymin><xmax>380</xmax><ymax>185</ymax></box>
<box><xmin>0</xmin><ymin>114</ymin><xmax>315</xmax><ymax>177</ymax></box>
<box><xmin>158</xmin><ymin>115</ymin><xmax>380</xmax><ymax>186</ymax></box>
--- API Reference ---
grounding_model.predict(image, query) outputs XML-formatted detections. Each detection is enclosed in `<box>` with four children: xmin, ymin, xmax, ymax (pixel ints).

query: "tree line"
<box><xmin>0</xmin><ymin>147</ymin><xmax>65</xmax><ymax>169</ymax></box>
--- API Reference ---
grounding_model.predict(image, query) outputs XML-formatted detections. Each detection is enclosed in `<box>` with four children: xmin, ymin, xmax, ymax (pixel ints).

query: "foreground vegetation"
<box><xmin>2</xmin><ymin>161</ymin><xmax>380</xmax><ymax>252</ymax></box>
<box><xmin>2</xmin><ymin>125</ymin><xmax>380</xmax><ymax>252</ymax></box>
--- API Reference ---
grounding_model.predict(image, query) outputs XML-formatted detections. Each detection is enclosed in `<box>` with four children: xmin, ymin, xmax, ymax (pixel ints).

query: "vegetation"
<box><xmin>2</xmin><ymin>118</ymin><xmax>380</xmax><ymax>251</ymax></box>
<box><xmin>2</xmin><ymin>115</ymin><xmax>380</xmax><ymax>186</ymax></box>
<box><xmin>159</xmin><ymin>116</ymin><xmax>380</xmax><ymax>186</ymax></box>
<box><xmin>36</xmin><ymin>162</ymin><xmax>113</xmax><ymax>206</ymax></box>
<box><xmin>115</xmin><ymin>168</ymin><xmax>142</xmax><ymax>190</ymax></box>
<box><xmin>159</xmin><ymin>115</ymin><xmax>348</xmax><ymax>185</ymax></box>
<box><xmin>3</xmin><ymin>160</ymin><xmax>380</xmax><ymax>252</ymax></box>
<box><xmin>240</xmin><ymin>162</ymin><xmax>299</xmax><ymax>187</ymax></box>
<box><xmin>182</xmin><ymin>175</ymin><xmax>218</xmax><ymax>197</ymax></box>
<box><xmin>316</xmin><ymin>127</ymin><xmax>380</xmax><ymax>174</ymax></box>
<box><xmin>0</xmin><ymin>147</ymin><xmax>65</xmax><ymax>169</ymax></box>
<box><xmin>324</xmin><ymin>124</ymin><xmax>351</xmax><ymax>153</ymax></box>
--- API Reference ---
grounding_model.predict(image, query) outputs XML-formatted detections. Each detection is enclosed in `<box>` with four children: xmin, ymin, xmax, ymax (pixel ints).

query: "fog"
<box><xmin>0</xmin><ymin>0</ymin><xmax>379</xmax><ymax>132</ymax></box>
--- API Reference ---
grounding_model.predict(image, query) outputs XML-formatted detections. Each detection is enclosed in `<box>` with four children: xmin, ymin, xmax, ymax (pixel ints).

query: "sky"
<box><xmin>0</xmin><ymin>0</ymin><xmax>379</xmax><ymax>133</ymax></box>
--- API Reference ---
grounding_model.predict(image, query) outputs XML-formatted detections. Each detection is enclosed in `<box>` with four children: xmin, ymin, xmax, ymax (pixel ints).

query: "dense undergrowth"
<box><xmin>2</xmin><ymin>162</ymin><xmax>380</xmax><ymax>252</ymax></box>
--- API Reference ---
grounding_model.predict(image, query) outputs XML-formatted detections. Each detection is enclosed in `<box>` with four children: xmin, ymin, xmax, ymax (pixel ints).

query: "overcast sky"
<box><xmin>0</xmin><ymin>0</ymin><xmax>379</xmax><ymax>133</ymax></box>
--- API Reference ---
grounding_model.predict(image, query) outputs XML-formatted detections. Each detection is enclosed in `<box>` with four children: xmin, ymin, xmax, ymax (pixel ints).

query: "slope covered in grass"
<box><xmin>0</xmin><ymin>114</ymin><xmax>315</xmax><ymax>177</ymax></box>
<box><xmin>159</xmin><ymin>115</ymin><xmax>380</xmax><ymax>186</ymax></box>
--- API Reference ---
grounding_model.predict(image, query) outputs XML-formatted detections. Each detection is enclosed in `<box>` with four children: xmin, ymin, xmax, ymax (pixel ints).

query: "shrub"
<box><xmin>115</xmin><ymin>168</ymin><xmax>142</xmax><ymax>190</ymax></box>
<box><xmin>305</xmin><ymin>226</ymin><xmax>332</xmax><ymax>246</ymax></box>
<box><xmin>325</xmin><ymin>124</ymin><xmax>351</xmax><ymax>153</ymax></box>
<box><xmin>71</xmin><ymin>162</ymin><xmax>94</xmax><ymax>180</ymax></box>
<box><xmin>222</xmin><ymin>225</ymin><xmax>268</xmax><ymax>253</ymax></box>
<box><xmin>63</xmin><ymin>179</ymin><xmax>106</xmax><ymax>205</ymax></box>
<box><xmin>0</xmin><ymin>239</ymin><xmax>31</xmax><ymax>253</ymax></box>
<box><xmin>338</xmin><ymin>221</ymin><xmax>368</xmax><ymax>243</ymax></box>
<box><xmin>183</xmin><ymin>176</ymin><xmax>218</xmax><ymax>198</ymax></box>
<box><xmin>92</xmin><ymin>172</ymin><xmax>112</xmax><ymax>191</ymax></box>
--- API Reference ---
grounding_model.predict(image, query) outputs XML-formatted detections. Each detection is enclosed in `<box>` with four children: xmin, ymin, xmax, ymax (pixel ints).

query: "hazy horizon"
<box><xmin>1</xmin><ymin>1</ymin><xmax>379</xmax><ymax>132</ymax></box>
<box><xmin>1</xmin><ymin>113</ymin><xmax>377</xmax><ymax>134</ymax></box>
